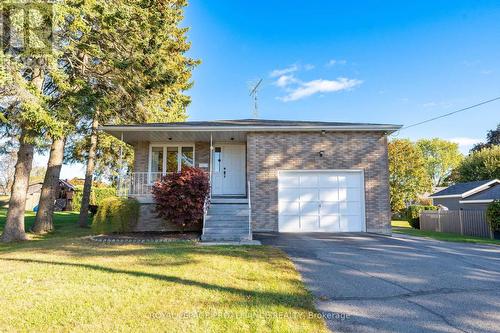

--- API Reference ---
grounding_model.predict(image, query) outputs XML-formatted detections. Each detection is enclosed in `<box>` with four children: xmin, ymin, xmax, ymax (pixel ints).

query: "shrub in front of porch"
<box><xmin>152</xmin><ymin>167</ymin><xmax>210</xmax><ymax>231</ymax></box>
<box><xmin>92</xmin><ymin>197</ymin><xmax>139</xmax><ymax>234</ymax></box>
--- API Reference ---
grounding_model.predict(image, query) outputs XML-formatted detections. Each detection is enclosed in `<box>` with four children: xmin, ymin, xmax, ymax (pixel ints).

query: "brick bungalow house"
<box><xmin>102</xmin><ymin>119</ymin><xmax>401</xmax><ymax>241</ymax></box>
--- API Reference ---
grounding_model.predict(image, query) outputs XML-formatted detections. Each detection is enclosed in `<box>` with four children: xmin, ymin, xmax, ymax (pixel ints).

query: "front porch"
<box><xmin>112</xmin><ymin>130</ymin><xmax>252</xmax><ymax>241</ymax></box>
<box><xmin>117</xmin><ymin>133</ymin><xmax>248</xmax><ymax>201</ymax></box>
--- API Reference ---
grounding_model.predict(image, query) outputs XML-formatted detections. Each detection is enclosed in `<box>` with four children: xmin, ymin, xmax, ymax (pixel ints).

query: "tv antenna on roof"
<box><xmin>249</xmin><ymin>78</ymin><xmax>263</xmax><ymax>118</ymax></box>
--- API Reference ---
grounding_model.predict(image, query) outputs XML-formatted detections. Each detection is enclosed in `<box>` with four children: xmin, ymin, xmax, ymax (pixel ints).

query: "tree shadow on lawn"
<box><xmin>0</xmin><ymin>256</ymin><xmax>315</xmax><ymax>312</ymax></box>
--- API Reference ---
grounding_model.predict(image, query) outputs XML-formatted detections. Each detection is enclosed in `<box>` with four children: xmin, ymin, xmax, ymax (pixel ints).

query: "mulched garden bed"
<box><xmin>88</xmin><ymin>232</ymin><xmax>200</xmax><ymax>244</ymax></box>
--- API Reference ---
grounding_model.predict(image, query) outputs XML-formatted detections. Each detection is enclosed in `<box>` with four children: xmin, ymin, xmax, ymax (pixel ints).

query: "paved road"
<box><xmin>255</xmin><ymin>232</ymin><xmax>500</xmax><ymax>333</ymax></box>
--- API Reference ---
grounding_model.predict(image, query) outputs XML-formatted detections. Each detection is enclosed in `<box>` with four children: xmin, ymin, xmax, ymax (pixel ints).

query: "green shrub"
<box><xmin>486</xmin><ymin>200</ymin><xmax>500</xmax><ymax>231</ymax></box>
<box><xmin>72</xmin><ymin>186</ymin><xmax>117</xmax><ymax>212</ymax></box>
<box><xmin>406</xmin><ymin>205</ymin><xmax>438</xmax><ymax>229</ymax></box>
<box><xmin>92</xmin><ymin>197</ymin><xmax>139</xmax><ymax>234</ymax></box>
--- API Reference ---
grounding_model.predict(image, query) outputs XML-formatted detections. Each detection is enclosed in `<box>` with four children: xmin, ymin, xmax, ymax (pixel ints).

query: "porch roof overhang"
<box><xmin>100</xmin><ymin>119</ymin><xmax>402</xmax><ymax>145</ymax></box>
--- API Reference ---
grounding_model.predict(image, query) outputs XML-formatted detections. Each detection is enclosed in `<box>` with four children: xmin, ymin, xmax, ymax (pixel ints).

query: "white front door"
<box><xmin>278</xmin><ymin>170</ymin><xmax>366</xmax><ymax>232</ymax></box>
<box><xmin>212</xmin><ymin>145</ymin><xmax>246</xmax><ymax>196</ymax></box>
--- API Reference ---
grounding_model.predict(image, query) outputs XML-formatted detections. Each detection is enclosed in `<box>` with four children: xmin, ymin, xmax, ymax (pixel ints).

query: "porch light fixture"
<box><xmin>319</xmin><ymin>150</ymin><xmax>325</xmax><ymax>157</ymax></box>
<box><xmin>168</xmin><ymin>137</ymin><xmax>172</xmax><ymax>140</ymax></box>
<box><xmin>230</xmin><ymin>137</ymin><xmax>234</xmax><ymax>141</ymax></box>
<box><xmin>321</xmin><ymin>130</ymin><xmax>326</xmax><ymax>135</ymax></box>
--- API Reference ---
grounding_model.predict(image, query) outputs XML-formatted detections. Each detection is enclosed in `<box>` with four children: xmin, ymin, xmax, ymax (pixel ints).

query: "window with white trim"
<box><xmin>149</xmin><ymin>145</ymin><xmax>195</xmax><ymax>173</ymax></box>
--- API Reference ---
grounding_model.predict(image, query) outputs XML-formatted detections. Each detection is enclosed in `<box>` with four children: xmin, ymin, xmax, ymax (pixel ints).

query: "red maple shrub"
<box><xmin>151</xmin><ymin>167</ymin><xmax>210</xmax><ymax>230</ymax></box>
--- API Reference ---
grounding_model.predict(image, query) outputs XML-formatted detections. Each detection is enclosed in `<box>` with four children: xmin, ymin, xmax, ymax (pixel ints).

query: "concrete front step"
<box><xmin>203</xmin><ymin>227</ymin><xmax>249</xmax><ymax>233</ymax></box>
<box><xmin>211</xmin><ymin>197</ymin><xmax>248</xmax><ymax>204</ymax></box>
<box><xmin>202</xmin><ymin>202</ymin><xmax>251</xmax><ymax>242</ymax></box>
<box><xmin>205</xmin><ymin>215</ymin><xmax>248</xmax><ymax>221</ymax></box>
<box><xmin>201</xmin><ymin>235</ymin><xmax>251</xmax><ymax>242</ymax></box>
<box><xmin>204</xmin><ymin>222</ymin><xmax>248</xmax><ymax>228</ymax></box>
<box><xmin>207</xmin><ymin>208</ymin><xmax>248</xmax><ymax>216</ymax></box>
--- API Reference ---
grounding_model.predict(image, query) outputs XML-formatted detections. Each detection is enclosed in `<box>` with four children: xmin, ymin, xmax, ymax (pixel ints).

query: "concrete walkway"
<box><xmin>255</xmin><ymin>232</ymin><xmax>500</xmax><ymax>333</ymax></box>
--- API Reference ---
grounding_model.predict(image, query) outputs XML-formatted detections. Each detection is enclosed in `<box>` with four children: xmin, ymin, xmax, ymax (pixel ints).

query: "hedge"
<box><xmin>92</xmin><ymin>197</ymin><xmax>139</xmax><ymax>234</ymax></box>
<box><xmin>486</xmin><ymin>200</ymin><xmax>500</xmax><ymax>232</ymax></box>
<box><xmin>406</xmin><ymin>205</ymin><xmax>438</xmax><ymax>229</ymax></box>
<box><xmin>72</xmin><ymin>185</ymin><xmax>117</xmax><ymax>212</ymax></box>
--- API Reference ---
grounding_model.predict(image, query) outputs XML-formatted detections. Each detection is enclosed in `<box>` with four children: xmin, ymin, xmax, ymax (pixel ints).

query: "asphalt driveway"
<box><xmin>255</xmin><ymin>232</ymin><xmax>500</xmax><ymax>333</ymax></box>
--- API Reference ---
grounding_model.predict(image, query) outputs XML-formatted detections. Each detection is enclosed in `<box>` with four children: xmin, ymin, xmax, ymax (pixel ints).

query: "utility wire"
<box><xmin>398</xmin><ymin>96</ymin><xmax>500</xmax><ymax>131</ymax></box>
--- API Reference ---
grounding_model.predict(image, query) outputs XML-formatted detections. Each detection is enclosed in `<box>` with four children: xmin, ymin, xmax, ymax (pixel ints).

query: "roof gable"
<box><xmin>430</xmin><ymin>179</ymin><xmax>499</xmax><ymax>198</ymax></box>
<box><xmin>461</xmin><ymin>183</ymin><xmax>500</xmax><ymax>201</ymax></box>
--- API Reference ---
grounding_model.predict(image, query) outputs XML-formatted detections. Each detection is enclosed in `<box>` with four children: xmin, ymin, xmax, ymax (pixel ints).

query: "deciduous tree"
<box><xmin>416</xmin><ymin>138</ymin><xmax>463</xmax><ymax>187</ymax></box>
<box><xmin>456</xmin><ymin>146</ymin><xmax>500</xmax><ymax>182</ymax></box>
<box><xmin>471</xmin><ymin>123</ymin><xmax>500</xmax><ymax>152</ymax></box>
<box><xmin>388</xmin><ymin>139</ymin><xmax>432</xmax><ymax>212</ymax></box>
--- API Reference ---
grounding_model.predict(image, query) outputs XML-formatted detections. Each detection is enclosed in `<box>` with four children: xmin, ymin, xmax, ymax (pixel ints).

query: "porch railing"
<box><xmin>117</xmin><ymin>172</ymin><xmax>172</xmax><ymax>197</ymax></box>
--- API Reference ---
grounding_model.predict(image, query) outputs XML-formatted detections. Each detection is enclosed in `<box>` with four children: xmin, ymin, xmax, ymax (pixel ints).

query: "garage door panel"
<box><xmin>300</xmin><ymin>202</ymin><xmax>319</xmax><ymax>215</ymax></box>
<box><xmin>339</xmin><ymin>201</ymin><xmax>361</xmax><ymax>215</ymax></box>
<box><xmin>300</xmin><ymin>175</ymin><xmax>318</xmax><ymax>187</ymax></box>
<box><xmin>279</xmin><ymin>201</ymin><xmax>300</xmax><ymax>215</ymax></box>
<box><xmin>320</xmin><ymin>202</ymin><xmax>339</xmax><ymax>215</ymax></box>
<box><xmin>340</xmin><ymin>216</ymin><xmax>362</xmax><ymax>232</ymax></box>
<box><xmin>279</xmin><ymin>174</ymin><xmax>299</xmax><ymax>188</ymax></box>
<box><xmin>279</xmin><ymin>216</ymin><xmax>300</xmax><ymax>232</ymax></box>
<box><xmin>319</xmin><ymin>188</ymin><xmax>338</xmax><ymax>201</ymax></box>
<box><xmin>346</xmin><ymin>188</ymin><xmax>361</xmax><ymax>201</ymax></box>
<box><xmin>301</xmin><ymin>216</ymin><xmax>319</xmax><ymax>231</ymax></box>
<box><xmin>279</xmin><ymin>188</ymin><xmax>300</xmax><ymax>201</ymax></box>
<box><xmin>318</xmin><ymin>174</ymin><xmax>338</xmax><ymax>187</ymax></box>
<box><xmin>300</xmin><ymin>188</ymin><xmax>319</xmax><ymax>202</ymax></box>
<box><xmin>320</xmin><ymin>215</ymin><xmax>340</xmax><ymax>232</ymax></box>
<box><xmin>345</xmin><ymin>174</ymin><xmax>362</xmax><ymax>187</ymax></box>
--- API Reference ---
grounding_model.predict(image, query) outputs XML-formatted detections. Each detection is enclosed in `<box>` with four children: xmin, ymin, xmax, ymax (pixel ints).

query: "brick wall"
<box><xmin>134</xmin><ymin>204</ymin><xmax>201</xmax><ymax>232</ymax></box>
<box><xmin>247</xmin><ymin>131</ymin><xmax>391</xmax><ymax>234</ymax></box>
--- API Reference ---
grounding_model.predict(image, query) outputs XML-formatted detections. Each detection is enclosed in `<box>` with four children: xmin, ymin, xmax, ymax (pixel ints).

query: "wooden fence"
<box><xmin>420</xmin><ymin>210</ymin><xmax>493</xmax><ymax>239</ymax></box>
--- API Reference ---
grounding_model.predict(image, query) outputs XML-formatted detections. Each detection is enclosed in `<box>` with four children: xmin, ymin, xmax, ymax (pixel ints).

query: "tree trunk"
<box><xmin>32</xmin><ymin>136</ymin><xmax>65</xmax><ymax>234</ymax></box>
<box><xmin>78</xmin><ymin>115</ymin><xmax>99</xmax><ymax>227</ymax></box>
<box><xmin>1</xmin><ymin>131</ymin><xmax>34</xmax><ymax>242</ymax></box>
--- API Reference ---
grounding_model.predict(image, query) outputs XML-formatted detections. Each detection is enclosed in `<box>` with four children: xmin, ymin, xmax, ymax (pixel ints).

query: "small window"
<box><xmin>213</xmin><ymin>147</ymin><xmax>221</xmax><ymax>172</ymax></box>
<box><xmin>166</xmin><ymin>147</ymin><xmax>178</xmax><ymax>173</ymax></box>
<box><xmin>151</xmin><ymin>147</ymin><xmax>163</xmax><ymax>173</ymax></box>
<box><xmin>181</xmin><ymin>146</ymin><xmax>194</xmax><ymax>169</ymax></box>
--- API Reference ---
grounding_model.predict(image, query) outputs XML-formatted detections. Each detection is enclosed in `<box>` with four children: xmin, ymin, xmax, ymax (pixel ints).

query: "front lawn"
<box><xmin>0</xmin><ymin>209</ymin><xmax>328</xmax><ymax>332</ymax></box>
<box><xmin>392</xmin><ymin>220</ymin><xmax>500</xmax><ymax>246</ymax></box>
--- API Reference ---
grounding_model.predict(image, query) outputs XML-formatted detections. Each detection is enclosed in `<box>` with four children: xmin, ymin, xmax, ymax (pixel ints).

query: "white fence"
<box><xmin>420</xmin><ymin>210</ymin><xmax>493</xmax><ymax>239</ymax></box>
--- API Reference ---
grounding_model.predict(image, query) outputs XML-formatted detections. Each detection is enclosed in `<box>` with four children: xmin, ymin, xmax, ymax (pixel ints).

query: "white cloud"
<box><xmin>304</xmin><ymin>64</ymin><xmax>315</xmax><ymax>71</ymax></box>
<box><xmin>279</xmin><ymin>77</ymin><xmax>362</xmax><ymax>102</ymax></box>
<box><xmin>269</xmin><ymin>65</ymin><xmax>299</xmax><ymax>78</ymax></box>
<box><xmin>448</xmin><ymin>137</ymin><xmax>482</xmax><ymax>154</ymax></box>
<box><xmin>274</xmin><ymin>74</ymin><xmax>299</xmax><ymax>88</ymax></box>
<box><xmin>326</xmin><ymin>59</ymin><xmax>347</xmax><ymax>67</ymax></box>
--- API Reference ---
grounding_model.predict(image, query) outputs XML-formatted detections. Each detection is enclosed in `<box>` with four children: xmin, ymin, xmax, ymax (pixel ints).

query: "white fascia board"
<box><xmin>430</xmin><ymin>194</ymin><xmax>462</xmax><ymax>199</ymax></box>
<box><xmin>99</xmin><ymin>124</ymin><xmax>402</xmax><ymax>133</ymax></box>
<box><xmin>461</xmin><ymin>179</ymin><xmax>500</xmax><ymax>198</ymax></box>
<box><xmin>459</xmin><ymin>199</ymin><xmax>494</xmax><ymax>204</ymax></box>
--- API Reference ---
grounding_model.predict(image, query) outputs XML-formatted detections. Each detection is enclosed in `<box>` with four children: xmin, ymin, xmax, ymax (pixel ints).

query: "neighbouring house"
<box><xmin>102</xmin><ymin>119</ymin><xmax>401</xmax><ymax>241</ymax></box>
<box><xmin>430</xmin><ymin>179</ymin><xmax>500</xmax><ymax>211</ymax></box>
<box><xmin>25</xmin><ymin>180</ymin><xmax>76</xmax><ymax>211</ymax></box>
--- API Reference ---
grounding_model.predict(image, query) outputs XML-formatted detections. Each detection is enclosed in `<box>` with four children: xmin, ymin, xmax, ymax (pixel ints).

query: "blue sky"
<box><xmin>59</xmin><ymin>0</ymin><xmax>500</xmax><ymax>178</ymax></box>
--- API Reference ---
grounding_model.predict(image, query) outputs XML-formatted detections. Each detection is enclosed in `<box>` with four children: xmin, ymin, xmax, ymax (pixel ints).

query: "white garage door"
<box><xmin>278</xmin><ymin>170</ymin><xmax>366</xmax><ymax>232</ymax></box>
